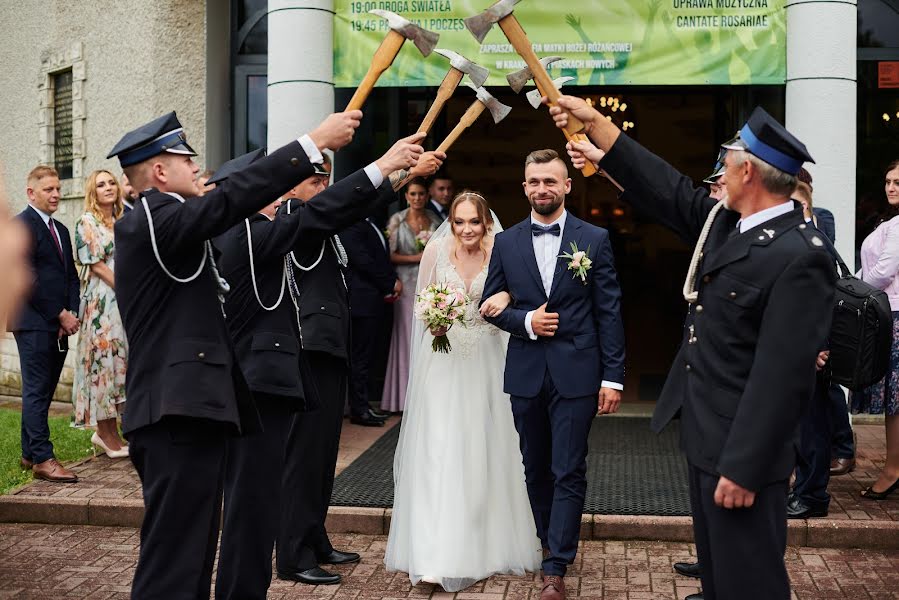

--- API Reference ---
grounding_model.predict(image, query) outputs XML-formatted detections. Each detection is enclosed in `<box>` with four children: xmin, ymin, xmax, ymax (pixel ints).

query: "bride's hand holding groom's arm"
<box><xmin>479</xmin><ymin>291</ymin><xmax>512</xmax><ymax>318</ymax></box>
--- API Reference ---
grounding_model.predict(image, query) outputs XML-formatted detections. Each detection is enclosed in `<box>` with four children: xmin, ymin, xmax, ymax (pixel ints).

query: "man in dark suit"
<box><xmin>108</xmin><ymin>109</ymin><xmax>373</xmax><ymax>599</ymax></box>
<box><xmin>11</xmin><ymin>165</ymin><xmax>80</xmax><ymax>483</ymax></box>
<box><xmin>425</xmin><ymin>171</ymin><xmax>453</xmax><ymax>221</ymax></box>
<box><xmin>481</xmin><ymin>149</ymin><xmax>625</xmax><ymax>600</ymax></box>
<box><xmin>120</xmin><ymin>172</ymin><xmax>137</xmax><ymax>212</ymax></box>
<box><xmin>341</xmin><ymin>215</ymin><xmax>399</xmax><ymax>426</ymax></box>
<box><xmin>554</xmin><ymin>99</ymin><xmax>835</xmax><ymax>600</ymax></box>
<box><xmin>210</xmin><ymin>137</ymin><xmax>423</xmax><ymax>599</ymax></box>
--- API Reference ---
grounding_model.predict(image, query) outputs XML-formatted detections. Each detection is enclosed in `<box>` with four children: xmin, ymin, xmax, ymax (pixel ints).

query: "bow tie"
<box><xmin>531</xmin><ymin>223</ymin><xmax>561</xmax><ymax>237</ymax></box>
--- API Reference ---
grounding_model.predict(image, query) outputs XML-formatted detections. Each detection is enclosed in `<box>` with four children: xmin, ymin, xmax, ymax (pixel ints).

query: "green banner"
<box><xmin>333</xmin><ymin>0</ymin><xmax>785</xmax><ymax>87</ymax></box>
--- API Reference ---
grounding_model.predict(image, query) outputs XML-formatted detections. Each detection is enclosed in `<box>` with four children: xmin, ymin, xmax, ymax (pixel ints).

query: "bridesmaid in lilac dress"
<box><xmin>381</xmin><ymin>179</ymin><xmax>442</xmax><ymax>412</ymax></box>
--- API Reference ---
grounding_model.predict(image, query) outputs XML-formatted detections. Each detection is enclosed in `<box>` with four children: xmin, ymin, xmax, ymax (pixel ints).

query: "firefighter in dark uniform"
<box><xmin>210</xmin><ymin>137</ymin><xmax>426</xmax><ymax>599</ymax></box>
<box><xmin>108</xmin><ymin>109</ymin><xmax>365</xmax><ymax>599</ymax></box>
<box><xmin>551</xmin><ymin>99</ymin><xmax>835</xmax><ymax>600</ymax></box>
<box><xmin>275</xmin><ymin>153</ymin><xmax>444</xmax><ymax>585</ymax></box>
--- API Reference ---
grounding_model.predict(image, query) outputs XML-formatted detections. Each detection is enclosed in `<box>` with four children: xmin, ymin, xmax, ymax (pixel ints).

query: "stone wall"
<box><xmin>0</xmin><ymin>0</ymin><xmax>208</xmax><ymax>400</ymax></box>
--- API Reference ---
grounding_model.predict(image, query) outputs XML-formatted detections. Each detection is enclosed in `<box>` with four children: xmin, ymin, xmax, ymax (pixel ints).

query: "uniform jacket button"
<box><xmin>290</xmin><ymin>157</ymin><xmax>299</xmax><ymax>166</ymax></box>
<box><xmin>685</xmin><ymin>364</ymin><xmax>692</xmax><ymax>372</ymax></box>
<box><xmin>198</xmin><ymin>352</ymin><xmax>206</xmax><ymax>359</ymax></box>
<box><xmin>695</xmin><ymin>305</ymin><xmax>703</xmax><ymax>313</ymax></box>
<box><xmin>729</xmin><ymin>291</ymin><xmax>737</xmax><ymax>299</ymax></box>
<box><xmin>274</xmin><ymin>342</ymin><xmax>280</xmax><ymax>348</ymax></box>
<box><xmin>702</xmin><ymin>275</ymin><xmax>711</xmax><ymax>283</ymax></box>
<box><xmin>321</xmin><ymin>306</ymin><xmax>326</xmax><ymax>310</ymax></box>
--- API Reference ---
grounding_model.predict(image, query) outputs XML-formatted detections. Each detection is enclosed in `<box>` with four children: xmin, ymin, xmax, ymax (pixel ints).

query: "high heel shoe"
<box><xmin>860</xmin><ymin>477</ymin><xmax>899</xmax><ymax>500</ymax></box>
<box><xmin>91</xmin><ymin>432</ymin><xmax>129</xmax><ymax>459</ymax></box>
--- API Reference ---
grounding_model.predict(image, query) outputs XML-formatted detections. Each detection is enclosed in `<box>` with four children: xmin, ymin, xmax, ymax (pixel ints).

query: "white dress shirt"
<box><xmin>522</xmin><ymin>210</ymin><xmax>622</xmax><ymax>392</ymax></box>
<box><xmin>736</xmin><ymin>200</ymin><xmax>794</xmax><ymax>233</ymax></box>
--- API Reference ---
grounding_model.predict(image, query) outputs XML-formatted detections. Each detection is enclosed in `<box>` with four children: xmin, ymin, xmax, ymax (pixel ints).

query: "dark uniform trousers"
<box><xmin>793</xmin><ymin>374</ymin><xmax>836</xmax><ymax>508</ymax></box>
<box><xmin>348</xmin><ymin>315</ymin><xmax>382</xmax><ymax>418</ymax></box>
<box><xmin>129</xmin><ymin>417</ymin><xmax>230</xmax><ymax>599</ymax></box>
<box><xmin>689</xmin><ymin>464</ymin><xmax>790</xmax><ymax>600</ymax></box>
<box><xmin>277</xmin><ymin>351</ymin><xmax>347</xmax><ymax>570</ymax></box>
<box><xmin>216</xmin><ymin>395</ymin><xmax>294</xmax><ymax>599</ymax></box>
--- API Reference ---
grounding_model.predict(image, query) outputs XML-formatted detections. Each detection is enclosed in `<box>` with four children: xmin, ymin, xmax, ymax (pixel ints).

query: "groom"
<box><xmin>481</xmin><ymin>149</ymin><xmax>625</xmax><ymax>600</ymax></box>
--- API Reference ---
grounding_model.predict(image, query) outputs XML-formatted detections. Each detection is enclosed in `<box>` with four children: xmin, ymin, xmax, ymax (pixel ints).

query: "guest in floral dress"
<box><xmin>72</xmin><ymin>170</ymin><xmax>128</xmax><ymax>458</ymax></box>
<box><xmin>381</xmin><ymin>179</ymin><xmax>442</xmax><ymax>412</ymax></box>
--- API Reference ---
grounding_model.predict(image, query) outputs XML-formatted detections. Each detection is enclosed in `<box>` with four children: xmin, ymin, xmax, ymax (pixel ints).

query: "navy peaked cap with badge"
<box><xmin>722</xmin><ymin>107</ymin><xmax>814</xmax><ymax>176</ymax></box>
<box><xmin>207</xmin><ymin>148</ymin><xmax>267</xmax><ymax>185</ymax></box>
<box><xmin>107</xmin><ymin>112</ymin><xmax>198</xmax><ymax>167</ymax></box>
<box><xmin>312</xmin><ymin>162</ymin><xmax>330</xmax><ymax>176</ymax></box>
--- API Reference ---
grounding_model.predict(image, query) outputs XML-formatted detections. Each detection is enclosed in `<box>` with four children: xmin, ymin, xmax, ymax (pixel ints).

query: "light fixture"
<box><xmin>884</xmin><ymin>113</ymin><xmax>891</xmax><ymax>122</ymax></box>
<box><xmin>620</xmin><ymin>103</ymin><xmax>627</xmax><ymax>111</ymax></box>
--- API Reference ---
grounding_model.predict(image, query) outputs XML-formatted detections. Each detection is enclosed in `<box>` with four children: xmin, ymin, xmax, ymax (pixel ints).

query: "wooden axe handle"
<box><xmin>345</xmin><ymin>30</ymin><xmax>406</xmax><ymax>112</ymax></box>
<box><xmin>531</xmin><ymin>80</ymin><xmax>597</xmax><ymax>177</ymax></box>
<box><xmin>498</xmin><ymin>16</ymin><xmax>585</xmax><ymax>136</ymax></box>
<box><xmin>435</xmin><ymin>101</ymin><xmax>487</xmax><ymax>154</ymax></box>
<box><xmin>417</xmin><ymin>69</ymin><xmax>464</xmax><ymax>136</ymax></box>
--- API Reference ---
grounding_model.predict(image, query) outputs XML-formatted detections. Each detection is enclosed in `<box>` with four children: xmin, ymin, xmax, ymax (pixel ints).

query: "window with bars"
<box><xmin>52</xmin><ymin>69</ymin><xmax>73</xmax><ymax>180</ymax></box>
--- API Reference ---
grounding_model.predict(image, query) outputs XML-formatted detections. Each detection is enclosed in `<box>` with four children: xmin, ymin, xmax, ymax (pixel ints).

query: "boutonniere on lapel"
<box><xmin>558</xmin><ymin>242</ymin><xmax>592</xmax><ymax>285</ymax></box>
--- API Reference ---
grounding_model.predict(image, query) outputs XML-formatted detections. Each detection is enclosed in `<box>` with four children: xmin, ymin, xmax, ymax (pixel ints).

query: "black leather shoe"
<box><xmin>673</xmin><ymin>561</ymin><xmax>701</xmax><ymax>578</ymax></box>
<box><xmin>369</xmin><ymin>407</ymin><xmax>388</xmax><ymax>419</ymax></box>
<box><xmin>276</xmin><ymin>567</ymin><xmax>341</xmax><ymax>585</ymax></box>
<box><xmin>319</xmin><ymin>549</ymin><xmax>361</xmax><ymax>565</ymax></box>
<box><xmin>786</xmin><ymin>495</ymin><xmax>828</xmax><ymax>519</ymax></box>
<box><xmin>684</xmin><ymin>593</ymin><xmax>704</xmax><ymax>600</ymax></box>
<box><xmin>350</xmin><ymin>410</ymin><xmax>386</xmax><ymax>427</ymax></box>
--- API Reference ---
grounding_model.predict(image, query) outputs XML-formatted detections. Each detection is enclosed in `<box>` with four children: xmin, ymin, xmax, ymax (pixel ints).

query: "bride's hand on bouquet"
<box><xmin>597</xmin><ymin>387</ymin><xmax>621</xmax><ymax>415</ymax></box>
<box><xmin>479</xmin><ymin>291</ymin><xmax>512</xmax><ymax>318</ymax></box>
<box><xmin>429</xmin><ymin>325</ymin><xmax>448</xmax><ymax>337</ymax></box>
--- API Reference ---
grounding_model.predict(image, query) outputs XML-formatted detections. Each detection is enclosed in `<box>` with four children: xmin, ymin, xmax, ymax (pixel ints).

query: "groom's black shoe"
<box><xmin>318</xmin><ymin>549</ymin><xmax>361</xmax><ymax>565</ymax></box>
<box><xmin>684</xmin><ymin>593</ymin><xmax>704</xmax><ymax>600</ymax></box>
<box><xmin>276</xmin><ymin>567</ymin><xmax>341</xmax><ymax>585</ymax></box>
<box><xmin>673</xmin><ymin>561</ymin><xmax>701</xmax><ymax>578</ymax></box>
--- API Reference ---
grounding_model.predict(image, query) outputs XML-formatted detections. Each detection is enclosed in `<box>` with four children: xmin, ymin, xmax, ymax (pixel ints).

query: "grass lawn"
<box><xmin>0</xmin><ymin>407</ymin><xmax>94</xmax><ymax>495</ymax></box>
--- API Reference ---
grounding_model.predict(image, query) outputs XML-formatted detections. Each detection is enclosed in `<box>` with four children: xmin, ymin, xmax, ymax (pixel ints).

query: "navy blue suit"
<box><xmin>481</xmin><ymin>212</ymin><xmax>625</xmax><ymax>576</ymax></box>
<box><xmin>11</xmin><ymin>205</ymin><xmax>80</xmax><ymax>464</ymax></box>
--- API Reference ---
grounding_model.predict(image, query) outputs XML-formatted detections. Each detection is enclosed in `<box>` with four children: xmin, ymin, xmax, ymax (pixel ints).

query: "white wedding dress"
<box><xmin>384</xmin><ymin>231</ymin><xmax>542</xmax><ymax>592</ymax></box>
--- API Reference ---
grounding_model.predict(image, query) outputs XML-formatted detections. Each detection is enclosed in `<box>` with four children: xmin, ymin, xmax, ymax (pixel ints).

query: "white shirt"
<box><xmin>29</xmin><ymin>204</ymin><xmax>52</xmax><ymax>226</ymax></box>
<box><xmin>522</xmin><ymin>210</ymin><xmax>622</xmax><ymax>391</ymax></box>
<box><xmin>736</xmin><ymin>200</ymin><xmax>794</xmax><ymax>233</ymax></box>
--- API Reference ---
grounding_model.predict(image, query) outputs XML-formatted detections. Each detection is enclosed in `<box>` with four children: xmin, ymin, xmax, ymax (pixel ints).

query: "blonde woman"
<box><xmin>72</xmin><ymin>170</ymin><xmax>128</xmax><ymax>458</ymax></box>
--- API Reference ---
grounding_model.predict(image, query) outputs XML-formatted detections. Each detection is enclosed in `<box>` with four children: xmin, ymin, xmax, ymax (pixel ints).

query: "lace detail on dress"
<box><xmin>434</xmin><ymin>246</ymin><xmax>498</xmax><ymax>359</ymax></box>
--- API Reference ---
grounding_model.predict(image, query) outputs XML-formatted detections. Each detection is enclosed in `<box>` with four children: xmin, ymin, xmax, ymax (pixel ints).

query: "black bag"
<box><xmin>827</xmin><ymin>250</ymin><xmax>893</xmax><ymax>391</ymax></box>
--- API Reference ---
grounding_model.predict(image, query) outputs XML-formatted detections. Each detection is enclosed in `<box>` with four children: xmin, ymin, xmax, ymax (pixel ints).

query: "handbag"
<box><xmin>826</xmin><ymin>245</ymin><xmax>893</xmax><ymax>391</ymax></box>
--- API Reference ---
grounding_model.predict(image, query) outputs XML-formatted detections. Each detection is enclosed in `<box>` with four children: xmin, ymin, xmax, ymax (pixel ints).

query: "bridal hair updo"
<box><xmin>449</xmin><ymin>190</ymin><xmax>495</xmax><ymax>253</ymax></box>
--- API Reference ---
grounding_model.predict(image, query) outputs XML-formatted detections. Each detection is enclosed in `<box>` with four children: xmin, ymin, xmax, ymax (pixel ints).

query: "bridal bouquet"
<box><xmin>414</xmin><ymin>282</ymin><xmax>469</xmax><ymax>353</ymax></box>
<box><xmin>415</xmin><ymin>230</ymin><xmax>432</xmax><ymax>252</ymax></box>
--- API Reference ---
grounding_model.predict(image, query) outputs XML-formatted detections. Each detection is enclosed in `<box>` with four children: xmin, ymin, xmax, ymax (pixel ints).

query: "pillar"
<box><xmin>786</xmin><ymin>0</ymin><xmax>857</xmax><ymax>263</ymax></box>
<box><xmin>267</xmin><ymin>0</ymin><xmax>335</xmax><ymax>152</ymax></box>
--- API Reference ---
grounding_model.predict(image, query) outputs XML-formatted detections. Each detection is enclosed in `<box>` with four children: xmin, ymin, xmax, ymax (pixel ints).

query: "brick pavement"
<box><xmin>0</xmin><ymin>525</ymin><xmax>897</xmax><ymax>599</ymax></box>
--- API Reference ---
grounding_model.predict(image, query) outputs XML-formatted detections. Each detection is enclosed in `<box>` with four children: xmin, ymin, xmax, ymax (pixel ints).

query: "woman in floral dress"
<box><xmin>72</xmin><ymin>170</ymin><xmax>128</xmax><ymax>458</ymax></box>
<box><xmin>381</xmin><ymin>179</ymin><xmax>442</xmax><ymax>412</ymax></box>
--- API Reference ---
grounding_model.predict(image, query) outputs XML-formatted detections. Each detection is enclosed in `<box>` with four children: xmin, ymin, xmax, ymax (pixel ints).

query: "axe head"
<box><xmin>526</xmin><ymin>76</ymin><xmax>574</xmax><ymax>108</ymax></box>
<box><xmin>370</xmin><ymin>9</ymin><xmax>440</xmax><ymax>56</ymax></box>
<box><xmin>506</xmin><ymin>56</ymin><xmax>563</xmax><ymax>93</ymax></box>
<box><xmin>434</xmin><ymin>48</ymin><xmax>490</xmax><ymax>88</ymax></box>
<box><xmin>467</xmin><ymin>83</ymin><xmax>512</xmax><ymax>124</ymax></box>
<box><xmin>463</xmin><ymin>0</ymin><xmax>520</xmax><ymax>43</ymax></box>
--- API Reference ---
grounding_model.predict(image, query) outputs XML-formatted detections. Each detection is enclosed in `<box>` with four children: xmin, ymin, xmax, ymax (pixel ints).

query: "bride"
<box><xmin>384</xmin><ymin>191</ymin><xmax>542</xmax><ymax>591</ymax></box>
